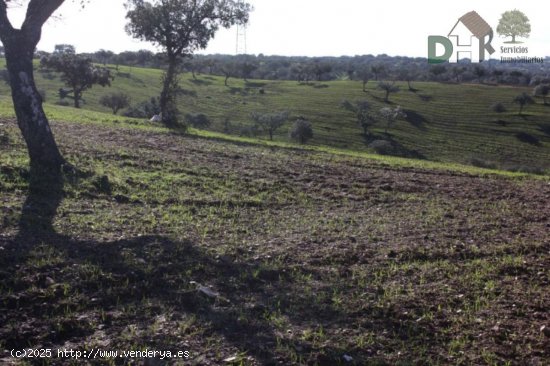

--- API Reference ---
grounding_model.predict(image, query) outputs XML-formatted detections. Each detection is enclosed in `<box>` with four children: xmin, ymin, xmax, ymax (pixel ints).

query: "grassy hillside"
<box><xmin>1</xmin><ymin>113</ymin><xmax>549</xmax><ymax>365</ymax></box>
<box><xmin>1</xmin><ymin>58</ymin><xmax>549</xmax><ymax>174</ymax></box>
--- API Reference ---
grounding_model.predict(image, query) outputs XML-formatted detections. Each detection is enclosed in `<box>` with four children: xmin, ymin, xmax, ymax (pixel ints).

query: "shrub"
<box><xmin>123</xmin><ymin>97</ymin><xmax>161</xmax><ymax>118</ymax></box>
<box><xmin>470</xmin><ymin>157</ymin><xmax>497</xmax><ymax>170</ymax></box>
<box><xmin>289</xmin><ymin>118</ymin><xmax>313</xmax><ymax>144</ymax></box>
<box><xmin>184</xmin><ymin>113</ymin><xmax>211</xmax><ymax>129</ymax></box>
<box><xmin>100</xmin><ymin>92</ymin><xmax>131</xmax><ymax>115</ymax></box>
<box><xmin>490</xmin><ymin>102</ymin><xmax>506</xmax><ymax>113</ymax></box>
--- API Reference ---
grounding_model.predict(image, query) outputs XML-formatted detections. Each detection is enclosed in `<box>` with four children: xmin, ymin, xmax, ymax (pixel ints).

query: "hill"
<box><xmin>1</xmin><ymin>112</ymin><xmax>549</xmax><ymax>364</ymax></box>
<box><xmin>0</xmin><ymin>58</ymin><xmax>549</xmax><ymax>174</ymax></box>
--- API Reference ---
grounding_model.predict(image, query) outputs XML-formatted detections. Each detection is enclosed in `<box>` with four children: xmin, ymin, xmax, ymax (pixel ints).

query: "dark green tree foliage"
<box><xmin>184</xmin><ymin>113</ymin><xmax>211</xmax><ymax>129</ymax></box>
<box><xmin>497</xmin><ymin>9</ymin><xmax>531</xmax><ymax>43</ymax></box>
<box><xmin>289</xmin><ymin>117</ymin><xmax>313</xmax><ymax>144</ymax></box>
<box><xmin>53</xmin><ymin>43</ymin><xmax>75</xmax><ymax>55</ymax></box>
<box><xmin>533</xmin><ymin>84</ymin><xmax>550</xmax><ymax>105</ymax></box>
<box><xmin>251</xmin><ymin>110</ymin><xmax>290</xmax><ymax>140</ymax></box>
<box><xmin>100</xmin><ymin>92</ymin><xmax>131</xmax><ymax>114</ymax></box>
<box><xmin>125</xmin><ymin>0</ymin><xmax>251</xmax><ymax>127</ymax></box>
<box><xmin>513</xmin><ymin>92</ymin><xmax>535</xmax><ymax>115</ymax></box>
<box><xmin>341</xmin><ymin>99</ymin><xmax>375</xmax><ymax>136</ymax></box>
<box><xmin>41</xmin><ymin>54</ymin><xmax>112</xmax><ymax>108</ymax></box>
<box><xmin>378</xmin><ymin>81</ymin><xmax>399</xmax><ymax>102</ymax></box>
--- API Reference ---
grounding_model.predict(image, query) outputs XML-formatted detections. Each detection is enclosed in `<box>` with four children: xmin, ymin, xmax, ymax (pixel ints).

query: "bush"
<box><xmin>100</xmin><ymin>92</ymin><xmax>131</xmax><ymax>115</ymax></box>
<box><xmin>184</xmin><ymin>113</ymin><xmax>211</xmax><ymax>129</ymax></box>
<box><xmin>470</xmin><ymin>157</ymin><xmax>497</xmax><ymax>170</ymax></box>
<box><xmin>289</xmin><ymin>118</ymin><xmax>313</xmax><ymax>144</ymax></box>
<box><xmin>123</xmin><ymin>97</ymin><xmax>161</xmax><ymax>119</ymax></box>
<box><xmin>490</xmin><ymin>102</ymin><xmax>506</xmax><ymax>113</ymax></box>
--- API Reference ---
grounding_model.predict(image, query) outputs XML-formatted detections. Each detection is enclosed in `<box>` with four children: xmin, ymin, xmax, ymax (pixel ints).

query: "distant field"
<box><xmin>0</xmin><ymin>58</ymin><xmax>549</xmax><ymax>174</ymax></box>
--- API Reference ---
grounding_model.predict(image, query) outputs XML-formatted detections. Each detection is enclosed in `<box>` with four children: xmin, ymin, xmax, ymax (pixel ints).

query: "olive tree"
<box><xmin>341</xmin><ymin>99</ymin><xmax>376</xmax><ymax>137</ymax></box>
<box><xmin>513</xmin><ymin>92</ymin><xmax>535</xmax><ymax>115</ymax></box>
<box><xmin>251</xmin><ymin>110</ymin><xmax>289</xmax><ymax>140</ymax></box>
<box><xmin>379</xmin><ymin>106</ymin><xmax>406</xmax><ymax>133</ymax></box>
<box><xmin>100</xmin><ymin>92</ymin><xmax>131</xmax><ymax>115</ymax></box>
<box><xmin>125</xmin><ymin>0</ymin><xmax>251</xmax><ymax>126</ymax></box>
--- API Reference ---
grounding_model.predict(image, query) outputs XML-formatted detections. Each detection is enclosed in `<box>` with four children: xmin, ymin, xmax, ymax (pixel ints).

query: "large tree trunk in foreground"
<box><xmin>0</xmin><ymin>0</ymin><xmax>66</xmax><ymax>170</ymax></box>
<box><xmin>3</xmin><ymin>34</ymin><xmax>64</xmax><ymax>169</ymax></box>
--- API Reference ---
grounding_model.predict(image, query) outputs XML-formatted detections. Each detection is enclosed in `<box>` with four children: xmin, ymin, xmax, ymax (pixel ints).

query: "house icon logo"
<box><xmin>428</xmin><ymin>11</ymin><xmax>496</xmax><ymax>64</ymax></box>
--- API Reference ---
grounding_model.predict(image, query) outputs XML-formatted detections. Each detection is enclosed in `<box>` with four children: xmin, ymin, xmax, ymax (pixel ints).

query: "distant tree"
<box><xmin>95</xmin><ymin>49</ymin><xmax>114</xmax><ymax>65</ymax></box>
<box><xmin>41</xmin><ymin>54</ymin><xmax>113</xmax><ymax>108</ymax></box>
<box><xmin>379</xmin><ymin>106</ymin><xmax>406</xmax><ymax>133</ymax></box>
<box><xmin>513</xmin><ymin>92</ymin><xmax>535</xmax><ymax>115</ymax></box>
<box><xmin>251</xmin><ymin>110</ymin><xmax>290</xmax><ymax>140</ymax></box>
<box><xmin>378</xmin><ymin>81</ymin><xmax>399</xmax><ymax>102</ymax></box>
<box><xmin>357</xmin><ymin>67</ymin><xmax>371</xmax><ymax>92</ymax></box>
<box><xmin>371</xmin><ymin>64</ymin><xmax>386</xmax><ymax>81</ymax></box>
<box><xmin>490</xmin><ymin>102</ymin><xmax>507</xmax><ymax>113</ymax></box>
<box><xmin>341</xmin><ymin>99</ymin><xmax>375</xmax><ymax>136</ymax></box>
<box><xmin>397</xmin><ymin>68</ymin><xmax>417</xmax><ymax>91</ymax></box>
<box><xmin>100</xmin><ymin>92</ymin><xmax>131</xmax><ymax>114</ymax></box>
<box><xmin>53</xmin><ymin>43</ymin><xmax>75</xmax><ymax>55</ymax></box>
<box><xmin>289</xmin><ymin>117</ymin><xmax>313</xmax><ymax>144</ymax></box>
<box><xmin>497</xmin><ymin>9</ymin><xmax>531</xmax><ymax>43</ymax></box>
<box><xmin>533</xmin><ymin>84</ymin><xmax>550</xmax><ymax>105</ymax></box>
<box><xmin>474</xmin><ymin>65</ymin><xmax>486</xmax><ymax>83</ymax></box>
<box><xmin>492</xmin><ymin>69</ymin><xmax>504</xmax><ymax>84</ymax></box>
<box><xmin>312</xmin><ymin>61</ymin><xmax>332</xmax><ymax>81</ymax></box>
<box><xmin>219</xmin><ymin>62</ymin><xmax>237</xmax><ymax>86</ymax></box>
<box><xmin>125</xmin><ymin>0</ymin><xmax>251</xmax><ymax>126</ymax></box>
<box><xmin>451</xmin><ymin>65</ymin><xmax>466</xmax><ymax>83</ymax></box>
<box><xmin>430</xmin><ymin>65</ymin><xmax>447</xmax><ymax>81</ymax></box>
<box><xmin>239</xmin><ymin>61</ymin><xmax>258</xmax><ymax>82</ymax></box>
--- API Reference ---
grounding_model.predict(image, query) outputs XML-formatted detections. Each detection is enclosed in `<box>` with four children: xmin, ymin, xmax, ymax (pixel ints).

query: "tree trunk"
<box><xmin>3</xmin><ymin>34</ymin><xmax>64</xmax><ymax>169</ymax></box>
<box><xmin>160</xmin><ymin>56</ymin><xmax>178</xmax><ymax>126</ymax></box>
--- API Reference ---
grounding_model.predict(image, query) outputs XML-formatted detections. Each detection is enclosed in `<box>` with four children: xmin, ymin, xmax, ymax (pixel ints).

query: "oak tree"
<box><xmin>125</xmin><ymin>0</ymin><xmax>251</xmax><ymax>127</ymax></box>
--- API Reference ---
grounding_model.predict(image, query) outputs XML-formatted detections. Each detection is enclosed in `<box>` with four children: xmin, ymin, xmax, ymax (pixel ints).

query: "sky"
<box><xmin>5</xmin><ymin>0</ymin><xmax>550</xmax><ymax>58</ymax></box>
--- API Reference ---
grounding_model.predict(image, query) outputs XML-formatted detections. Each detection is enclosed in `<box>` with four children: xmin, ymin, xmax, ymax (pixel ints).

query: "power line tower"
<box><xmin>236</xmin><ymin>24</ymin><xmax>247</xmax><ymax>55</ymax></box>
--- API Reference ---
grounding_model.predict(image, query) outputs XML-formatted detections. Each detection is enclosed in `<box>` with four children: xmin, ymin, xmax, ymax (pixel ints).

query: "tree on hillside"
<box><xmin>0</xmin><ymin>0</ymin><xmax>84</xmax><ymax>170</ymax></box>
<box><xmin>397</xmin><ymin>67</ymin><xmax>417</xmax><ymax>91</ymax></box>
<box><xmin>125</xmin><ymin>0</ymin><xmax>251</xmax><ymax>127</ymax></box>
<box><xmin>497</xmin><ymin>9</ymin><xmax>531</xmax><ymax>43</ymax></box>
<box><xmin>378</xmin><ymin>81</ymin><xmax>399</xmax><ymax>102</ymax></box>
<box><xmin>100</xmin><ymin>92</ymin><xmax>131</xmax><ymax>115</ymax></box>
<box><xmin>251</xmin><ymin>110</ymin><xmax>290</xmax><ymax>140</ymax></box>
<box><xmin>357</xmin><ymin>67</ymin><xmax>371</xmax><ymax>93</ymax></box>
<box><xmin>513</xmin><ymin>92</ymin><xmax>535</xmax><ymax>115</ymax></box>
<box><xmin>533</xmin><ymin>84</ymin><xmax>550</xmax><ymax>105</ymax></box>
<box><xmin>41</xmin><ymin>53</ymin><xmax>113</xmax><ymax>108</ymax></box>
<box><xmin>379</xmin><ymin>106</ymin><xmax>406</xmax><ymax>133</ymax></box>
<box><xmin>371</xmin><ymin>64</ymin><xmax>386</xmax><ymax>81</ymax></box>
<box><xmin>239</xmin><ymin>61</ymin><xmax>257</xmax><ymax>82</ymax></box>
<box><xmin>341</xmin><ymin>99</ymin><xmax>376</xmax><ymax>137</ymax></box>
<box><xmin>289</xmin><ymin>117</ymin><xmax>313</xmax><ymax>144</ymax></box>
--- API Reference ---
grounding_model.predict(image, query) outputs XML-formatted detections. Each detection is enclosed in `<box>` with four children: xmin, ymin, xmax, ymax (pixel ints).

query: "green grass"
<box><xmin>1</xmin><ymin>114</ymin><xmax>548</xmax><ymax>365</ymax></box>
<box><xmin>0</xmin><ymin>58</ymin><xmax>548</xmax><ymax>174</ymax></box>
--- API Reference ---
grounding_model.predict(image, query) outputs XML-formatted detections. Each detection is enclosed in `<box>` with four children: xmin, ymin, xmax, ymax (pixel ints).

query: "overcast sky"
<box><xmin>5</xmin><ymin>0</ymin><xmax>550</xmax><ymax>58</ymax></box>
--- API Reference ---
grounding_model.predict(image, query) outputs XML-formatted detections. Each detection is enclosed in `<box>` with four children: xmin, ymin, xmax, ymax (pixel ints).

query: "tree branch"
<box><xmin>0</xmin><ymin>1</ymin><xmax>15</xmax><ymax>37</ymax></box>
<box><xmin>21</xmin><ymin>0</ymin><xmax>65</xmax><ymax>36</ymax></box>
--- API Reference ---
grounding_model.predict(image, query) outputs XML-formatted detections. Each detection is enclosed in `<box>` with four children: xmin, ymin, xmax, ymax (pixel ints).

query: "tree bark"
<box><xmin>3</xmin><ymin>33</ymin><xmax>64</xmax><ymax>169</ymax></box>
<box><xmin>0</xmin><ymin>0</ymin><xmax>66</xmax><ymax>170</ymax></box>
<box><xmin>160</xmin><ymin>56</ymin><xmax>178</xmax><ymax>125</ymax></box>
